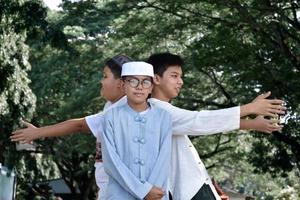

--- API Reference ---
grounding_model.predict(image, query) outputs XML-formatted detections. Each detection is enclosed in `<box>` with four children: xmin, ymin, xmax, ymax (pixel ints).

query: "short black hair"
<box><xmin>147</xmin><ymin>52</ymin><xmax>183</xmax><ymax>77</ymax></box>
<box><xmin>105</xmin><ymin>55</ymin><xmax>133</xmax><ymax>78</ymax></box>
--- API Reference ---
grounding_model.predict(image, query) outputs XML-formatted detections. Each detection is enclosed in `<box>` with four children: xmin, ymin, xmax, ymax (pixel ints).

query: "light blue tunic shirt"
<box><xmin>99</xmin><ymin>102</ymin><xmax>172</xmax><ymax>200</ymax></box>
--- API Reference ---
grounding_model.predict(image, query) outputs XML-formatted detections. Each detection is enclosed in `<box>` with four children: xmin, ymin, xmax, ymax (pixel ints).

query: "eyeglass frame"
<box><xmin>122</xmin><ymin>76</ymin><xmax>153</xmax><ymax>89</ymax></box>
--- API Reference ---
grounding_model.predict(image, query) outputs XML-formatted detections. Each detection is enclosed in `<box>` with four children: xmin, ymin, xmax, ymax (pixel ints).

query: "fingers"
<box><xmin>155</xmin><ymin>187</ymin><xmax>165</xmax><ymax>195</ymax></box>
<box><xmin>264</xmin><ymin>112</ymin><xmax>278</xmax><ymax>118</ymax></box>
<box><xmin>259</xmin><ymin>91</ymin><xmax>271</xmax><ymax>99</ymax></box>
<box><xmin>146</xmin><ymin>187</ymin><xmax>165</xmax><ymax>200</ymax></box>
<box><xmin>266</xmin><ymin>101</ymin><xmax>286</xmax><ymax>115</ymax></box>
<box><xmin>253</xmin><ymin>96</ymin><xmax>286</xmax><ymax>117</ymax></box>
<box><xmin>10</xmin><ymin>134</ymin><xmax>32</xmax><ymax>144</ymax></box>
<box><xmin>270</xmin><ymin>105</ymin><xmax>286</xmax><ymax>111</ymax></box>
<box><xmin>269</xmin><ymin>105</ymin><xmax>286</xmax><ymax>114</ymax></box>
<box><xmin>10</xmin><ymin>131</ymin><xmax>26</xmax><ymax>143</ymax></box>
<box><xmin>10</xmin><ymin>131</ymin><xmax>28</xmax><ymax>142</ymax></box>
<box><xmin>267</xmin><ymin>99</ymin><xmax>285</xmax><ymax>105</ymax></box>
<box><xmin>256</xmin><ymin>118</ymin><xmax>283</xmax><ymax>133</ymax></box>
<box><xmin>155</xmin><ymin>187</ymin><xmax>165</xmax><ymax>197</ymax></box>
<box><xmin>266</xmin><ymin>122</ymin><xmax>283</xmax><ymax>133</ymax></box>
<box><xmin>11</xmin><ymin>121</ymin><xmax>36</xmax><ymax>143</ymax></box>
<box><xmin>265</xmin><ymin>108</ymin><xmax>285</xmax><ymax>117</ymax></box>
<box><xmin>10</xmin><ymin>133</ymin><xmax>23</xmax><ymax>141</ymax></box>
<box><xmin>261</xmin><ymin>127</ymin><xmax>281</xmax><ymax>134</ymax></box>
<box><xmin>11</xmin><ymin>129</ymin><xmax>21</xmax><ymax>135</ymax></box>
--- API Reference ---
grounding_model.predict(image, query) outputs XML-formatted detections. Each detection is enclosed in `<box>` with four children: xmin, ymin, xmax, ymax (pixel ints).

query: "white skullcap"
<box><xmin>121</xmin><ymin>61</ymin><xmax>154</xmax><ymax>77</ymax></box>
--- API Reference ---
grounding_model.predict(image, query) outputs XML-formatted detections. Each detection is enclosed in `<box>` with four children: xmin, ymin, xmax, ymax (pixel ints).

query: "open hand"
<box><xmin>251</xmin><ymin>91</ymin><xmax>286</xmax><ymax>117</ymax></box>
<box><xmin>10</xmin><ymin>120</ymin><xmax>38</xmax><ymax>144</ymax></box>
<box><xmin>253</xmin><ymin>116</ymin><xmax>283</xmax><ymax>133</ymax></box>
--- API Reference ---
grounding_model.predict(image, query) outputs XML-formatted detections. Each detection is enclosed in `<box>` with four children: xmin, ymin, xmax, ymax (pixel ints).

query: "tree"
<box><xmin>104</xmin><ymin>0</ymin><xmax>300</xmax><ymax>178</ymax></box>
<box><xmin>97</xmin><ymin>0</ymin><xmax>300</xmax><ymax>196</ymax></box>
<box><xmin>8</xmin><ymin>0</ymin><xmax>299</xmax><ymax>198</ymax></box>
<box><xmin>0</xmin><ymin>0</ymin><xmax>38</xmax><ymax>171</ymax></box>
<box><xmin>24</xmin><ymin>1</ymin><xmax>117</xmax><ymax>198</ymax></box>
<box><xmin>0</xmin><ymin>0</ymin><xmax>44</xmax><ymax>198</ymax></box>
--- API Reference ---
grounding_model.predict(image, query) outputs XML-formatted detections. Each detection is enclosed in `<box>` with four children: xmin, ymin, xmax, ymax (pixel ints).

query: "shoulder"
<box><xmin>148</xmin><ymin>98</ymin><xmax>185</xmax><ymax>115</ymax></box>
<box><xmin>148</xmin><ymin>98</ymin><xmax>177</xmax><ymax>110</ymax></box>
<box><xmin>104</xmin><ymin>103</ymin><xmax>128</xmax><ymax>118</ymax></box>
<box><xmin>84</xmin><ymin>112</ymin><xmax>104</xmax><ymax>126</ymax></box>
<box><xmin>149</xmin><ymin>102</ymin><xmax>172</xmax><ymax>119</ymax></box>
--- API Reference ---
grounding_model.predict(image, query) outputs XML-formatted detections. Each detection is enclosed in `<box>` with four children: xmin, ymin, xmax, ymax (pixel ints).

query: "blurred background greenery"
<box><xmin>1</xmin><ymin>0</ymin><xmax>299</xmax><ymax>199</ymax></box>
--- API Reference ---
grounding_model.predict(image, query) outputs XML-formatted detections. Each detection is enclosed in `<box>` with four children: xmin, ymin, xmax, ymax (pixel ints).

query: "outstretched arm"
<box><xmin>149</xmin><ymin>99</ymin><xmax>241</xmax><ymax>136</ymax></box>
<box><xmin>10</xmin><ymin>97</ymin><xmax>128</xmax><ymax>144</ymax></box>
<box><xmin>149</xmin><ymin>91</ymin><xmax>285</xmax><ymax>136</ymax></box>
<box><xmin>10</xmin><ymin>119</ymin><xmax>90</xmax><ymax>144</ymax></box>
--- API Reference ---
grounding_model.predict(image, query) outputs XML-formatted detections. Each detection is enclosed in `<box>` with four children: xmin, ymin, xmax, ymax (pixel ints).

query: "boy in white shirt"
<box><xmin>146</xmin><ymin>52</ymin><xmax>284</xmax><ymax>200</ymax></box>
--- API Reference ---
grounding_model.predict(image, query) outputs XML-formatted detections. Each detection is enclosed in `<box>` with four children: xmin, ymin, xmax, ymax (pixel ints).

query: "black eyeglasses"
<box><xmin>124</xmin><ymin>77</ymin><xmax>153</xmax><ymax>89</ymax></box>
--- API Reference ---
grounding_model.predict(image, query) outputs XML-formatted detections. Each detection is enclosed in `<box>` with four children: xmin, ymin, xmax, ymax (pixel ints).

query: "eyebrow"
<box><xmin>170</xmin><ymin>71</ymin><xmax>182</xmax><ymax>76</ymax></box>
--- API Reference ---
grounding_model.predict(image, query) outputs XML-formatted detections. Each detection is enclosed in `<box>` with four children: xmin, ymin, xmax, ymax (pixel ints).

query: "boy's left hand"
<box><xmin>253</xmin><ymin>116</ymin><xmax>283</xmax><ymax>133</ymax></box>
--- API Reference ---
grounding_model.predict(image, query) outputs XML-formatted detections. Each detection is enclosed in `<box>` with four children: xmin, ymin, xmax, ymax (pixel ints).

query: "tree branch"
<box><xmin>276</xmin><ymin>23</ymin><xmax>300</xmax><ymax>71</ymax></box>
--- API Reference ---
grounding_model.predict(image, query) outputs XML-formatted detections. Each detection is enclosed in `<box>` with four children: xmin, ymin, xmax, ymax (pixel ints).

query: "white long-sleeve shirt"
<box><xmin>148</xmin><ymin>98</ymin><xmax>240</xmax><ymax>200</ymax></box>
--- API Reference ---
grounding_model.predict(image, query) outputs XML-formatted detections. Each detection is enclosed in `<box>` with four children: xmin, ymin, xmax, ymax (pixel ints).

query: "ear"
<box><xmin>116</xmin><ymin>78</ymin><xmax>123</xmax><ymax>88</ymax></box>
<box><xmin>153</xmin><ymin>74</ymin><xmax>161</xmax><ymax>85</ymax></box>
<box><xmin>120</xmin><ymin>79</ymin><xmax>126</xmax><ymax>91</ymax></box>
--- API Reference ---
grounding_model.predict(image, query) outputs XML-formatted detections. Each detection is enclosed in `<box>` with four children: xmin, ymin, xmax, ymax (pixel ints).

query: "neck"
<box><xmin>127</xmin><ymin>100</ymin><xmax>149</xmax><ymax>112</ymax></box>
<box><xmin>151</xmin><ymin>88</ymin><xmax>170</xmax><ymax>102</ymax></box>
<box><xmin>111</xmin><ymin>93</ymin><xmax>125</xmax><ymax>104</ymax></box>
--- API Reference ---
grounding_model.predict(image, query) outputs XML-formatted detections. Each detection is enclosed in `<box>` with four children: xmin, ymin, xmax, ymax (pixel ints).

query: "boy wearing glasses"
<box><xmin>98</xmin><ymin>61</ymin><xmax>172</xmax><ymax>200</ymax></box>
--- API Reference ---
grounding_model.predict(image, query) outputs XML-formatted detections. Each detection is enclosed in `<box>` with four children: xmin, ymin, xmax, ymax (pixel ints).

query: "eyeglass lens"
<box><xmin>127</xmin><ymin>78</ymin><xmax>152</xmax><ymax>89</ymax></box>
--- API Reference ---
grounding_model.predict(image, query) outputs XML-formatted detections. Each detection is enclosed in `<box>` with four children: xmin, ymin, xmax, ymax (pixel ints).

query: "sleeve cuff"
<box><xmin>138</xmin><ymin>182</ymin><xmax>153</xmax><ymax>199</ymax></box>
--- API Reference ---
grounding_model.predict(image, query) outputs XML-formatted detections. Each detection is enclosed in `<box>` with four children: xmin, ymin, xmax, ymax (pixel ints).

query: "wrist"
<box><xmin>31</xmin><ymin>127</ymin><xmax>40</xmax><ymax>140</ymax></box>
<box><xmin>240</xmin><ymin>103</ymin><xmax>255</xmax><ymax>117</ymax></box>
<box><xmin>240</xmin><ymin>119</ymin><xmax>257</xmax><ymax>130</ymax></box>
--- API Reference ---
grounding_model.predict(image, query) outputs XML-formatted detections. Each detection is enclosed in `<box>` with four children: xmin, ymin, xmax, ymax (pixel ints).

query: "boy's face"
<box><xmin>123</xmin><ymin>75</ymin><xmax>153</xmax><ymax>105</ymax></box>
<box><xmin>100</xmin><ymin>66</ymin><xmax>123</xmax><ymax>102</ymax></box>
<box><xmin>154</xmin><ymin>65</ymin><xmax>183</xmax><ymax>100</ymax></box>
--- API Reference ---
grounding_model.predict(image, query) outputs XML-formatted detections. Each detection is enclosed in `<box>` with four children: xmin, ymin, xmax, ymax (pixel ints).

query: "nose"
<box><xmin>136</xmin><ymin>82</ymin><xmax>143</xmax><ymax>90</ymax></box>
<box><xmin>100</xmin><ymin>79</ymin><xmax>104</xmax><ymax>85</ymax></box>
<box><xmin>178</xmin><ymin>77</ymin><xmax>183</xmax><ymax>86</ymax></box>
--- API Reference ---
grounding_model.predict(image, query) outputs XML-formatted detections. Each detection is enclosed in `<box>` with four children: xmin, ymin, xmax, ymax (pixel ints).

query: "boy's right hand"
<box><xmin>249</xmin><ymin>91</ymin><xmax>286</xmax><ymax>117</ymax></box>
<box><xmin>10</xmin><ymin>120</ymin><xmax>38</xmax><ymax>144</ymax></box>
<box><xmin>144</xmin><ymin>186</ymin><xmax>165</xmax><ymax>200</ymax></box>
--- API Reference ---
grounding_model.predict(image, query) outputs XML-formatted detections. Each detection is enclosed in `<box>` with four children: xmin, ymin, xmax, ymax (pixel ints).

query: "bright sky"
<box><xmin>43</xmin><ymin>0</ymin><xmax>62</xmax><ymax>10</ymax></box>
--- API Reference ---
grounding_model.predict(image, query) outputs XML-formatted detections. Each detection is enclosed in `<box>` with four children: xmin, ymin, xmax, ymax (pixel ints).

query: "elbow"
<box><xmin>69</xmin><ymin>119</ymin><xmax>89</xmax><ymax>132</ymax></box>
